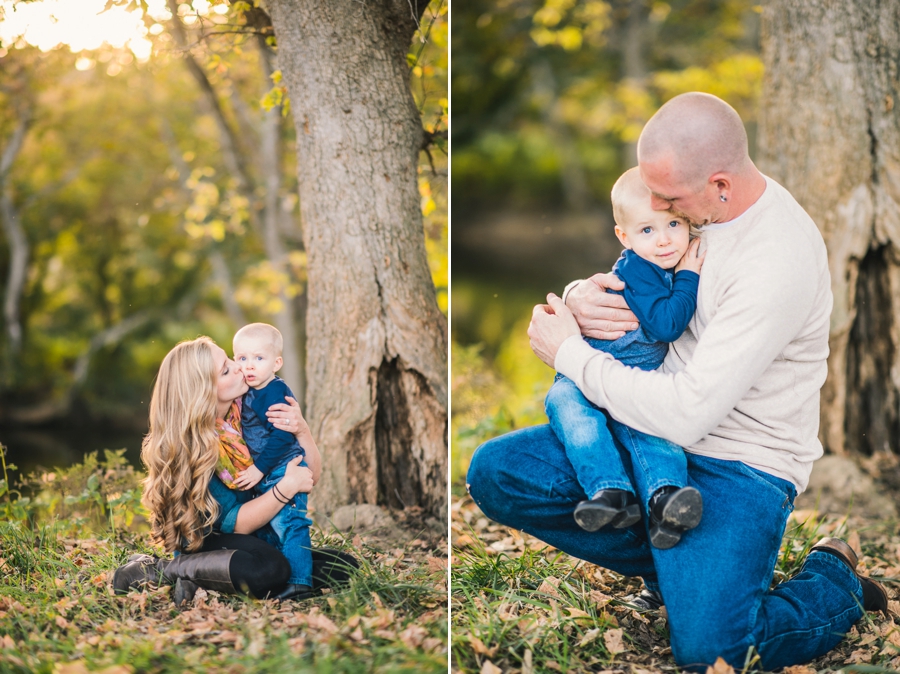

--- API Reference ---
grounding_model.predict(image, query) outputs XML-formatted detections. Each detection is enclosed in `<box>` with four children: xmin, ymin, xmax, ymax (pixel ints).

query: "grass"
<box><xmin>451</xmin><ymin>493</ymin><xmax>900</xmax><ymax>674</ymax></box>
<box><xmin>0</xmin><ymin>448</ymin><xmax>447</xmax><ymax>673</ymax></box>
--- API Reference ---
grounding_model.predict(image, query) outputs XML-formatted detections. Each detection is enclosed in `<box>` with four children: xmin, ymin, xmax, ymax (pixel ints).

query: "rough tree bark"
<box><xmin>758</xmin><ymin>0</ymin><xmax>900</xmax><ymax>456</ymax></box>
<box><xmin>264</xmin><ymin>1</ymin><xmax>449</xmax><ymax>517</ymax></box>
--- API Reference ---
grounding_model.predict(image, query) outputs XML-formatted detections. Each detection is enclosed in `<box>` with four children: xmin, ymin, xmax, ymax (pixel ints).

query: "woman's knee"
<box><xmin>229</xmin><ymin>547</ymin><xmax>291</xmax><ymax>598</ymax></box>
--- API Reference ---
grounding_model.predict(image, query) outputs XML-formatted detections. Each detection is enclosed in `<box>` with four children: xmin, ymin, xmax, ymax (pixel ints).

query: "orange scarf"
<box><xmin>215</xmin><ymin>400</ymin><xmax>254</xmax><ymax>489</ymax></box>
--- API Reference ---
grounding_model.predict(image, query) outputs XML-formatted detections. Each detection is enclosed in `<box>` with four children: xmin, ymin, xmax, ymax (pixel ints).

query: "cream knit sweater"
<box><xmin>556</xmin><ymin>177</ymin><xmax>832</xmax><ymax>493</ymax></box>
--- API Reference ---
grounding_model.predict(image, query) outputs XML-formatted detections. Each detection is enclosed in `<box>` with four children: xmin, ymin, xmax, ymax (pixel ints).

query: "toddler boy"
<box><xmin>544</xmin><ymin>167</ymin><xmax>704</xmax><ymax>549</ymax></box>
<box><xmin>232</xmin><ymin>322</ymin><xmax>314</xmax><ymax>599</ymax></box>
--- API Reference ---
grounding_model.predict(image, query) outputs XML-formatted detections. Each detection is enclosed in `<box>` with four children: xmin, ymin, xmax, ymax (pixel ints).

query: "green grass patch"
<box><xmin>0</xmin><ymin>446</ymin><xmax>447</xmax><ymax>673</ymax></box>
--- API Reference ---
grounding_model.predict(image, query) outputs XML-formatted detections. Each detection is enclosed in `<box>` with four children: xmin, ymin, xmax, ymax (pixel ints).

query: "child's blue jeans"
<box><xmin>256</xmin><ymin>460</ymin><xmax>313</xmax><ymax>586</ymax></box>
<box><xmin>545</xmin><ymin>330</ymin><xmax>685</xmax><ymax>508</ymax></box>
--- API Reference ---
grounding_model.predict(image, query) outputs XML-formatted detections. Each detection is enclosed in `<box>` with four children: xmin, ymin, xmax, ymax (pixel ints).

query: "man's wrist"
<box><xmin>561</xmin><ymin>279</ymin><xmax>585</xmax><ymax>305</ymax></box>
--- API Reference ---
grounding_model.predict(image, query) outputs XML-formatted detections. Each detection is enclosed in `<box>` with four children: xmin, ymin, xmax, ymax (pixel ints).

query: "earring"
<box><xmin>720</xmin><ymin>195</ymin><xmax>727</xmax><ymax>202</ymax></box>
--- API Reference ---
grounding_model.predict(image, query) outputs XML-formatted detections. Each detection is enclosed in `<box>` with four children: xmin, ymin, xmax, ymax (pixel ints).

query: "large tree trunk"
<box><xmin>265</xmin><ymin>1</ymin><xmax>448</xmax><ymax>518</ymax></box>
<box><xmin>758</xmin><ymin>0</ymin><xmax>900</xmax><ymax>456</ymax></box>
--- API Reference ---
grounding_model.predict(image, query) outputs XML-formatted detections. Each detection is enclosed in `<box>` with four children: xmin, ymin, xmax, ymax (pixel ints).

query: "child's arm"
<box><xmin>619</xmin><ymin>242</ymin><xmax>704</xmax><ymax>343</ymax></box>
<box><xmin>249</xmin><ymin>382</ymin><xmax>306</xmax><ymax>476</ymax></box>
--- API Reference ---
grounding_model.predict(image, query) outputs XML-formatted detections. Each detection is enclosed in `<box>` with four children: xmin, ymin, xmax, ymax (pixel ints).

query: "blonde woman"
<box><xmin>112</xmin><ymin>336</ymin><xmax>358</xmax><ymax>603</ymax></box>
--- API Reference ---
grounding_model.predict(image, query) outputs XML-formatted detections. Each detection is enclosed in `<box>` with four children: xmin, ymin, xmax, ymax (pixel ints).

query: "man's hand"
<box><xmin>566</xmin><ymin>273</ymin><xmax>639</xmax><ymax>340</ymax></box>
<box><xmin>676</xmin><ymin>238</ymin><xmax>705</xmax><ymax>274</ymax></box>
<box><xmin>528</xmin><ymin>294</ymin><xmax>582</xmax><ymax>367</ymax></box>
<box><xmin>235</xmin><ymin>464</ymin><xmax>264</xmax><ymax>491</ymax></box>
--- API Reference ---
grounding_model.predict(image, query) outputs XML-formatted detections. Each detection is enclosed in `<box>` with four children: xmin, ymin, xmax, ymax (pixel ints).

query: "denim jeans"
<box><xmin>466</xmin><ymin>425</ymin><xmax>864</xmax><ymax>671</ymax></box>
<box><xmin>256</xmin><ymin>461</ymin><xmax>313</xmax><ymax>586</ymax></box>
<box><xmin>546</xmin><ymin>376</ymin><xmax>687</xmax><ymax>508</ymax></box>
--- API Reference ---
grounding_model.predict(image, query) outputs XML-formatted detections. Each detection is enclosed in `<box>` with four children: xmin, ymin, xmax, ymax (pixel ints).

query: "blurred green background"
<box><xmin>451</xmin><ymin>0</ymin><xmax>764</xmax><ymax>484</ymax></box>
<box><xmin>0</xmin><ymin>0</ymin><xmax>447</xmax><ymax>477</ymax></box>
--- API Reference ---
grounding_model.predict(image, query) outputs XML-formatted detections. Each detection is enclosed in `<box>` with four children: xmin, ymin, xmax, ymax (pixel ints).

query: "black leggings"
<box><xmin>200</xmin><ymin>533</ymin><xmax>290</xmax><ymax>598</ymax></box>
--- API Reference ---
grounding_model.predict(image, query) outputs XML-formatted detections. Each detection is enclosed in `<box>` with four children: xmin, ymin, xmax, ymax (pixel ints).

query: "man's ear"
<box><xmin>614</xmin><ymin>225</ymin><xmax>631</xmax><ymax>249</ymax></box>
<box><xmin>273</xmin><ymin>356</ymin><xmax>283</xmax><ymax>373</ymax></box>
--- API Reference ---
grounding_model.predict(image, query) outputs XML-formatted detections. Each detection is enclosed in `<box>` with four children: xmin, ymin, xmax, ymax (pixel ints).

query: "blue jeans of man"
<box><xmin>546</xmin><ymin>332</ymin><xmax>684</xmax><ymax>509</ymax></box>
<box><xmin>256</xmin><ymin>460</ymin><xmax>313</xmax><ymax>586</ymax></box>
<box><xmin>466</xmin><ymin>425</ymin><xmax>865</xmax><ymax>670</ymax></box>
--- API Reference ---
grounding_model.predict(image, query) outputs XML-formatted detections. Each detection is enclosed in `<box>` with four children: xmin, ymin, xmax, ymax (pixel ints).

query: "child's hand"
<box><xmin>235</xmin><ymin>464</ymin><xmax>264</xmax><ymax>490</ymax></box>
<box><xmin>676</xmin><ymin>238</ymin><xmax>705</xmax><ymax>274</ymax></box>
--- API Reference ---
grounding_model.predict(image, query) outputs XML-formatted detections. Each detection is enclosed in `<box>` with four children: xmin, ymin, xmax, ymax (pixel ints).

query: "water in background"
<box><xmin>0</xmin><ymin>426</ymin><xmax>145</xmax><ymax>481</ymax></box>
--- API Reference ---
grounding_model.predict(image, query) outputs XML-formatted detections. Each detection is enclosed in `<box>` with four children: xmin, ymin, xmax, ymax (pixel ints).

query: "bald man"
<box><xmin>467</xmin><ymin>93</ymin><xmax>887</xmax><ymax>670</ymax></box>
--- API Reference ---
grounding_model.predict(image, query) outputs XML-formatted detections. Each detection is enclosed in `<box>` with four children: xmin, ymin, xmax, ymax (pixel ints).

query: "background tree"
<box><xmin>264</xmin><ymin>1</ymin><xmax>448</xmax><ymax>517</ymax></box>
<box><xmin>0</xmin><ymin>1</ymin><xmax>447</xmax><ymax>491</ymax></box>
<box><xmin>758</xmin><ymin>0</ymin><xmax>900</xmax><ymax>458</ymax></box>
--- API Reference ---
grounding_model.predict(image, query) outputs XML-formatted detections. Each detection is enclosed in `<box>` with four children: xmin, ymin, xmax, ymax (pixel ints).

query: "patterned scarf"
<box><xmin>215</xmin><ymin>400</ymin><xmax>253</xmax><ymax>490</ymax></box>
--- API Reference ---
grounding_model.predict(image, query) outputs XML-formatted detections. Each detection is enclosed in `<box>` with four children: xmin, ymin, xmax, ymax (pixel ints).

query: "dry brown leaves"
<box><xmin>453</xmin><ymin>493</ymin><xmax>900</xmax><ymax>673</ymax></box>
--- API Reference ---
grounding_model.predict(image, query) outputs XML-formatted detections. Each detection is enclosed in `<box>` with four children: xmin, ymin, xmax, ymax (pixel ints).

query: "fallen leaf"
<box><xmin>537</xmin><ymin>576</ymin><xmax>561</xmax><ymax>598</ymax></box>
<box><xmin>52</xmin><ymin>664</ymin><xmax>89</xmax><ymax>674</ymax></box>
<box><xmin>603</xmin><ymin>628</ymin><xmax>626</xmax><ymax>655</ymax></box>
<box><xmin>0</xmin><ymin>635</ymin><xmax>14</xmax><ymax>649</ymax></box>
<box><xmin>399</xmin><ymin>624</ymin><xmax>427</xmax><ymax>649</ymax></box>
<box><xmin>427</xmin><ymin>557</ymin><xmax>446</xmax><ymax>574</ymax></box>
<box><xmin>705</xmin><ymin>657</ymin><xmax>735</xmax><ymax>674</ymax></box>
<box><xmin>579</xmin><ymin>627</ymin><xmax>602</xmax><ymax>647</ymax></box>
<box><xmin>55</xmin><ymin>615</ymin><xmax>69</xmax><ymax>629</ymax></box>
<box><xmin>783</xmin><ymin>666</ymin><xmax>816</xmax><ymax>674</ymax></box>
<box><xmin>480</xmin><ymin>661</ymin><xmax>502</xmax><ymax>674</ymax></box>
<box><xmin>468</xmin><ymin>634</ymin><xmax>498</xmax><ymax>657</ymax></box>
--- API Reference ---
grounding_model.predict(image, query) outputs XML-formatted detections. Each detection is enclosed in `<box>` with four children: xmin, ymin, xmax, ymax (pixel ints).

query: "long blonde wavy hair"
<box><xmin>141</xmin><ymin>336</ymin><xmax>221</xmax><ymax>553</ymax></box>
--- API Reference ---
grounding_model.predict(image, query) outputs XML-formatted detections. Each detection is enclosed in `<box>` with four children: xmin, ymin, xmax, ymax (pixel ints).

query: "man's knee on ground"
<box><xmin>671</xmin><ymin>630</ymin><xmax>751</xmax><ymax>673</ymax></box>
<box><xmin>465</xmin><ymin>439</ymin><xmax>509</xmax><ymax>521</ymax></box>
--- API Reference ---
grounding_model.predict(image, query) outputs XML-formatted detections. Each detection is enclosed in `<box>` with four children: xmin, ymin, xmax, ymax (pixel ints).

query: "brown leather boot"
<box><xmin>811</xmin><ymin>537</ymin><xmax>888</xmax><ymax>614</ymax></box>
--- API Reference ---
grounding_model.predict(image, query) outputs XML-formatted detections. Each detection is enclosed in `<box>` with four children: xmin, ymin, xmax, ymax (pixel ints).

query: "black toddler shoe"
<box><xmin>574</xmin><ymin>489</ymin><xmax>641</xmax><ymax>532</ymax></box>
<box><xmin>648</xmin><ymin>486</ymin><xmax>703</xmax><ymax>549</ymax></box>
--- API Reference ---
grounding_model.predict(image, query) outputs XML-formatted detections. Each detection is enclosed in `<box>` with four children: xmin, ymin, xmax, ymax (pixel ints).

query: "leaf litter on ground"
<box><xmin>452</xmin><ymin>492</ymin><xmax>900</xmax><ymax>674</ymax></box>
<box><xmin>0</xmin><ymin>513</ymin><xmax>448</xmax><ymax>674</ymax></box>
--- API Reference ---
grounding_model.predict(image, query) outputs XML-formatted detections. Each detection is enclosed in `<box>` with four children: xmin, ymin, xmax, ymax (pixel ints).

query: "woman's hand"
<box><xmin>266</xmin><ymin>396</ymin><xmax>308</xmax><ymax>436</ymax></box>
<box><xmin>279</xmin><ymin>455</ymin><xmax>315</xmax><ymax>496</ymax></box>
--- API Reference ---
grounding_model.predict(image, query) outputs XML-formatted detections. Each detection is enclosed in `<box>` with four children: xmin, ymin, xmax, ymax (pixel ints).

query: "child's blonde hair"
<box><xmin>233</xmin><ymin>322</ymin><xmax>283</xmax><ymax>355</ymax></box>
<box><xmin>611</xmin><ymin>166</ymin><xmax>701</xmax><ymax>238</ymax></box>
<box><xmin>610</xmin><ymin>167</ymin><xmax>650</xmax><ymax>229</ymax></box>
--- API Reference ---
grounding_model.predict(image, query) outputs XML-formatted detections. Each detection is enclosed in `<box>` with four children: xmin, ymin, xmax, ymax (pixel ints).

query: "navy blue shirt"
<box><xmin>240</xmin><ymin>376</ymin><xmax>304</xmax><ymax>475</ymax></box>
<box><xmin>613</xmin><ymin>249</ymin><xmax>699</xmax><ymax>343</ymax></box>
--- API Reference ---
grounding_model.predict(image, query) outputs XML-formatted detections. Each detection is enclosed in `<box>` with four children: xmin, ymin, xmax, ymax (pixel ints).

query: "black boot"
<box><xmin>630</xmin><ymin>587</ymin><xmax>664</xmax><ymax>611</ymax></box>
<box><xmin>311</xmin><ymin>548</ymin><xmax>361</xmax><ymax>590</ymax></box>
<box><xmin>111</xmin><ymin>550</ymin><xmax>238</xmax><ymax>606</ymax></box>
<box><xmin>161</xmin><ymin>550</ymin><xmax>238</xmax><ymax>606</ymax></box>
<box><xmin>274</xmin><ymin>583</ymin><xmax>318</xmax><ymax>601</ymax></box>
<box><xmin>111</xmin><ymin>553</ymin><xmax>165</xmax><ymax>594</ymax></box>
<box><xmin>574</xmin><ymin>489</ymin><xmax>641</xmax><ymax>532</ymax></box>
<box><xmin>648</xmin><ymin>486</ymin><xmax>703</xmax><ymax>549</ymax></box>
